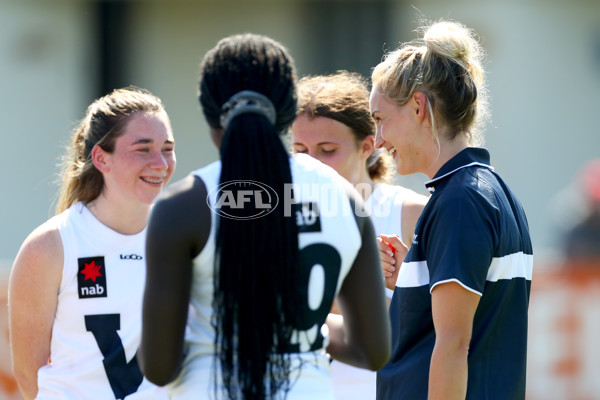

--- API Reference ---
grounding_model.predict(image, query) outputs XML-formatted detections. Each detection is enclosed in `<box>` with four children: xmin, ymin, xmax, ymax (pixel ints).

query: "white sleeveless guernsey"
<box><xmin>364</xmin><ymin>183</ymin><xmax>410</xmax><ymax>243</ymax></box>
<box><xmin>166</xmin><ymin>154</ymin><xmax>363</xmax><ymax>400</ymax></box>
<box><xmin>330</xmin><ymin>182</ymin><xmax>410</xmax><ymax>400</ymax></box>
<box><xmin>36</xmin><ymin>202</ymin><xmax>168</xmax><ymax>400</ymax></box>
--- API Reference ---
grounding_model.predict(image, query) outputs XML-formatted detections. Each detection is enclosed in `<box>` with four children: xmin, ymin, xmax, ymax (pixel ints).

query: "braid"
<box><xmin>199</xmin><ymin>34</ymin><xmax>299</xmax><ymax>399</ymax></box>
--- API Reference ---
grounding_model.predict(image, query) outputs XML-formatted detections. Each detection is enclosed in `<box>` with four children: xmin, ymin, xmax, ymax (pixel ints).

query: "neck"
<box><xmin>353</xmin><ymin>168</ymin><xmax>376</xmax><ymax>200</ymax></box>
<box><xmin>424</xmin><ymin>135</ymin><xmax>470</xmax><ymax>179</ymax></box>
<box><xmin>86</xmin><ymin>194</ymin><xmax>150</xmax><ymax>235</ymax></box>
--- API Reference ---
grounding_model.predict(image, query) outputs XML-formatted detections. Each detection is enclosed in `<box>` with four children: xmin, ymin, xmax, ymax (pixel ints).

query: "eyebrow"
<box><xmin>317</xmin><ymin>142</ymin><xmax>338</xmax><ymax>146</ymax></box>
<box><xmin>293</xmin><ymin>141</ymin><xmax>338</xmax><ymax>145</ymax></box>
<box><xmin>131</xmin><ymin>138</ymin><xmax>175</xmax><ymax>145</ymax></box>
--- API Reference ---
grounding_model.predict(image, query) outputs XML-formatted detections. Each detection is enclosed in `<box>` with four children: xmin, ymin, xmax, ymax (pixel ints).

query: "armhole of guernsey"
<box><xmin>54</xmin><ymin>205</ymin><xmax>76</xmax><ymax>296</ymax></box>
<box><xmin>192</xmin><ymin>162</ymin><xmax>220</xmax><ymax>266</ymax></box>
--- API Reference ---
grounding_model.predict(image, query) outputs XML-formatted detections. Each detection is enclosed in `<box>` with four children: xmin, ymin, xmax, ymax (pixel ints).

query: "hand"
<box><xmin>377</xmin><ymin>234</ymin><xmax>408</xmax><ymax>291</ymax></box>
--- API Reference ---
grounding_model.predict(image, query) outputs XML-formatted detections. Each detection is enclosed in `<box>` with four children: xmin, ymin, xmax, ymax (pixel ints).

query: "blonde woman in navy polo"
<box><xmin>370</xmin><ymin>20</ymin><xmax>533</xmax><ymax>400</ymax></box>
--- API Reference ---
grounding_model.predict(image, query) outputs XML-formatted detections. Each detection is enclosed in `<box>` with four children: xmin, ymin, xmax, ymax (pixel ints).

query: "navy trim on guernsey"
<box><xmin>376</xmin><ymin>148</ymin><xmax>533</xmax><ymax>400</ymax></box>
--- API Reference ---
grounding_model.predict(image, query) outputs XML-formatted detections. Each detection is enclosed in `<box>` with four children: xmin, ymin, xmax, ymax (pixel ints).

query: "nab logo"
<box><xmin>294</xmin><ymin>202</ymin><xmax>321</xmax><ymax>233</ymax></box>
<box><xmin>77</xmin><ymin>256</ymin><xmax>108</xmax><ymax>299</ymax></box>
<box><xmin>207</xmin><ymin>180</ymin><xmax>279</xmax><ymax>220</ymax></box>
<box><xmin>120</xmin><ymin>254</ymin><xmax>142</xmax><ymax>260</ymax></box>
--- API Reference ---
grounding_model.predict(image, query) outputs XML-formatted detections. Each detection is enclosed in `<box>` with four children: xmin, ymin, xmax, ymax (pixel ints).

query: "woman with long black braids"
<box><xmin>138</xmin><ymin>34</ymin><xmax>390</xmax><ymax>400</ymax></box>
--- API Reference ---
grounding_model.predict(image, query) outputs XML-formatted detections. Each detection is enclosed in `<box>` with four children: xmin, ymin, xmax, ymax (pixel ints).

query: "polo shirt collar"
<box><xmin>424</xmin><ymin>147</ymin><xmax>493</xmax><ymax>194</ymax></box>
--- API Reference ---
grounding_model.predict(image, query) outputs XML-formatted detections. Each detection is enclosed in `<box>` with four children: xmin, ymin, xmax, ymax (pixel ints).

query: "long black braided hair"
<box><xmin>198</xmin><ymin>33</ymin><xmax>299</xmax><ymax>399</ymax></box>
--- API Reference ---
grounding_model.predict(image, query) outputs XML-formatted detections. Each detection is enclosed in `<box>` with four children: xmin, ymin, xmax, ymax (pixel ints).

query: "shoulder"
<box><xmin>402</xmin><ymin>189</ymin><xmax>429</xmax><ymax>213</ymax></box>
<box><xmin>292</xmin><ymin>154</ymin><xmax>349</xmax><ymax>192</ymax></box>
<box><xmin>191</xmin><ymin>160</ymin><xmax>221</xmax><ymax>181</ymax></box>
<box><xmin>423</xmin><ymin>172</ymin><xmax>499</xmax><ymax>240</ymax></box>
<box><xmin>156</xmin><ymin>174</ymin><xmax>205</xmax><ymax>202</ymax></box>
<box><xmin>463</xmin><ymin>172</ymin><xmax>504</xmax><ymax>219</ymax></box>
<box><xmin>292</xmin><ymin>153</ymin><xmax>368</xmax><ymax>227</ymax></box>
<box><xmin>293</xmin><ymin>153</ymin><xmax>359</xmax><ymax>193</ymax></box>
<box><xmin>436</xmin><ymin>166</ymin><xmax>496</xmax><ymax>206</ymax></box>
<box><xmin>149</xmin><ymin>174</ymin><xmax>211</xmax><ymax>255</ymax></box>
<box><xmin>291</xmin><ymin>153</ymin><xmax>339</xmax><ymax>179</ymax></box>
<box><xmin>20</xmin><ymin>219</ymin><xmax>63</xmax><ymax>261</ymax></box>
<box><xmin>153</xmin><ymin>174</ymin><xmax>209</xmax><ymax>223</ymax></box>
<box><xmin>11</xmin><ymin>218</ymin><xmax>64</xmax><ymax>284</ymax></box>
<box><xmin>374</xmin><ymin>183</ymin><xmax>429</xmax><ymax>216</ymax></box>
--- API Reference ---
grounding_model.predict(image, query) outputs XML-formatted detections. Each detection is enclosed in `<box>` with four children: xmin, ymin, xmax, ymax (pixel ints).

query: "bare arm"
<box><xmin>8</xmin><ymin>222</ymin><xmax>63</xmax><ymax>400</ymax></box>
<box><xmin>429</xmin><ymin>282</ymin><xmax>480</xmax><ymax>400</ymax></box>
<box><xmin>139</xmin><ymin>175</ymin><xmax>211</xmax><ymax>385</ymax></box>
<box><xmin>326</xmin><ymin>193</ymin><xmax>391</xmax><ymax>370</ymax></box>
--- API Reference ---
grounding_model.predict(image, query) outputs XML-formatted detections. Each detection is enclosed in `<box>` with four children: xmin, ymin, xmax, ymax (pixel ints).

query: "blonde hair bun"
<box><xmin>422</xmin><ymin>20</ymin><xmax>484</xmax><ymax>87</ymax></box>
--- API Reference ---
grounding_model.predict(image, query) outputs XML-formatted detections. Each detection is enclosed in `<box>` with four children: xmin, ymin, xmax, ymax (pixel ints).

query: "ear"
<box><xmin>412</xmin><ymin>91</ymin><xmax>429</xmax><ymax>123</ymax></box>
<box><xmin>360</xmin><ymin>135</ymin><xmax>375</xmax><ymax>162</ymax></box>
<box><xmin>91</xmin><ymin>145</ymin><xmax>110</xmax><ymax>173</ymax></box>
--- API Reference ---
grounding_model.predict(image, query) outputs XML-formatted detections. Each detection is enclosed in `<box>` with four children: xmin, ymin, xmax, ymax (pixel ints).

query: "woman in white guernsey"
<box><xmin>139</xmin><ymin>34</ymin><xmax>391</xmax><ymax>400</ymax></box>
<box><xmin>291</xmin><ymin>71</ymin><xmax>429</xmax><ymax>398</ymax></box>
<box><xmin>8</xmin><ymin>87</ymin><xmax>175</xmax><ymax>400</ymax></box>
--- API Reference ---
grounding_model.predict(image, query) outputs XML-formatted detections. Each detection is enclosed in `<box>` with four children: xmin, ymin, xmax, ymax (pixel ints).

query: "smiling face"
<box><xmin>98</xmin><ymin>111</ymin><xmax>176</xmax><ymax>206</ymax></box>
<box><xmin>291</xmin><ymin>114</ymin><xmax>372</xmax><ymax>186</ymax></box>
<box><xmin>369</xmin><ymin>86</ymin><xmax>437</xmax><ymax>177</ymax></box>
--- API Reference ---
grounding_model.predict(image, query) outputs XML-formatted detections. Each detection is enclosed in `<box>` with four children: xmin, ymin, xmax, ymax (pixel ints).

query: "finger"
<box><xmin>377</xmin><ymin>238</ymin><xmax>395</xmax><ymax>257</ymax></box>
<box><xmin>378</xmin><ymin>235</ymin><xmax>397</xmax><ymax>254</ymax></box>
<box><xmin>379</xmin><ymin>250</ymin><xmax>395</xmax><ymax>266</ymax></box>
<box><xmin>380</xmin><ymin>233</ymin><xmax>404</xmax><ymax>249</ymax></box>
<box><xmin>381</xmin><ymin>234</ymin><xmax>409</xmax><ymax>263</ymax></box>
<box><xmin>381</xmin><ymin>265</ymin><xmax>393</xmax><ymax>277</ymax></box>
<box><xmin>392</xmin><ymin>242</ymin><xmax>409</xmax><ymax>264</ymax></box>
<box><xmin>381</xmin><ymin>261</ymin><xmax>396</xmax><ymax>274</ymax></box>
<box><xmin>385</xmin><ymin>241</ymin><xmax>396</xmax><ymax>254</ymax></box>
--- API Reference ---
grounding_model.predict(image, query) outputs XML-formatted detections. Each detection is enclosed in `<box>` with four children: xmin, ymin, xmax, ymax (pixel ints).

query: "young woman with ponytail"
<box><xmin>139</xmin><ymin>34</ymin><xmax>391</xmax><ymax>400</ymax></box>
<box><xmin>370</xmin><ymin>20</ymin><xmax>533</xmax><ymax>399</ymax></box>
<box><xmin>9</xmin><ymin>86</ymin><xmax>175</xmax><ymax>400</ymax></box>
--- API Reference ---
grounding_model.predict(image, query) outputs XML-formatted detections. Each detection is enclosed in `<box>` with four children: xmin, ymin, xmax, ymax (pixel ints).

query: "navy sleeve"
<box><xmin>423</xmin><ymin>186</ymin><xmax>497</xmax><ymax>294</ymax></box>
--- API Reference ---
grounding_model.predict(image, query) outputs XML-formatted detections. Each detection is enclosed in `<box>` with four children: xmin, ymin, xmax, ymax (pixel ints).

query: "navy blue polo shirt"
<box><xmin>377</xmin><ymin>148</ymin><xmax>533</xmax><ymax>400</ymax></box>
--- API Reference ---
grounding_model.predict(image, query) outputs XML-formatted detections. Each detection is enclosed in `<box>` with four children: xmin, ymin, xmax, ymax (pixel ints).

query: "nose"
<box><xmin>150</xmin><ymin>150</ymin><xmax>169</xmax><ymax>171</ymax></box>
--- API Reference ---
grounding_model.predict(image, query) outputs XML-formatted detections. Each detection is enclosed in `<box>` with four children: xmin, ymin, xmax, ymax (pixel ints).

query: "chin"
<box><xmin>138</xmin><ymin>192</ymin><xmax>161</xmax><ymax>205</ymax></box>
<box><xmin>395</xmin><ymin>164</ymin><xmax>415</xmax><ymax>177</ymax></box>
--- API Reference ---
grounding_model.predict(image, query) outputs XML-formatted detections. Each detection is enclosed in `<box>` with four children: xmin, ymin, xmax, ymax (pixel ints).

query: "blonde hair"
<box><xmin>297</xmin><ymin>70</ymin><xmax>394</xmax><ymax>183</ymax></box>
<box><xmin>55</xmin><ymin>86</ymin><xmax>167</xmax><ymax>214</ymax></box>
<box><xmin>372</xmin><ymin>19</ymin><xmax>490</xmax><ymax>146</ymax></box>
